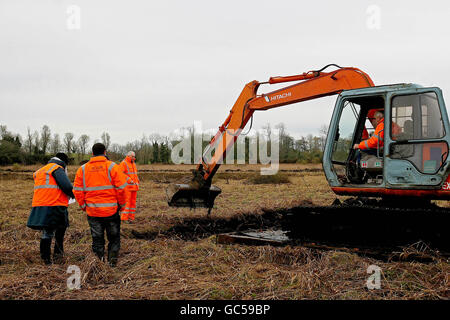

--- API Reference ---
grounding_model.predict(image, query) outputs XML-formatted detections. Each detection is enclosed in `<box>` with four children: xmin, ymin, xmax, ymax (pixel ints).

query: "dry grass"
<box><xmin>246</xmin><ymin>173</ymin><xmax>291</xmax><ymax>185</ymax></box>
<box><xmin>0</xmin><ymin>163</ymin><xmax>448</xmax><ymax>300</ymax></box>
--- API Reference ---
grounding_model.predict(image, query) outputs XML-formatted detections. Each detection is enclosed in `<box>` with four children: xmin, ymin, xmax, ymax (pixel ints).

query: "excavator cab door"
<box><xmin>384</xmin><ymin>87</ymin><xmax>450</xmax><ymax>189</ymax></box>
<box><xmin>325</xmin><ymin>93</ymin><xmax>385</xmax><ymax>186</ymax></box>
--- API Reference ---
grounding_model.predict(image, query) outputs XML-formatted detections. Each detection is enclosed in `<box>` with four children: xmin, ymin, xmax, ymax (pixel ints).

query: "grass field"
<box><xmin>0</xmin><ymin>164</ymin><xmax>448</xmax><ymax>299</ymax></box>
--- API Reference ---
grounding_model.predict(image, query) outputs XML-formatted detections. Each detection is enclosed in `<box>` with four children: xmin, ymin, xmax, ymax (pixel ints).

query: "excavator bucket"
<box><xmin>166</xmin><ymin>183</ymin><xmax>221</xmax><ymax>209</ymax></box>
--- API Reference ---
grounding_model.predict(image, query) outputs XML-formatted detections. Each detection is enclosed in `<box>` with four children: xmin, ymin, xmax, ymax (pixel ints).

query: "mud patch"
<box><xmin>130</xmin><ymin>202</ymin><xmax>449</xmax><ymax>263</ymax></box>
<box><xmin>129</xmin><ymin>211</ymin><xmax>283</xmax><ymax>241</ymax></box>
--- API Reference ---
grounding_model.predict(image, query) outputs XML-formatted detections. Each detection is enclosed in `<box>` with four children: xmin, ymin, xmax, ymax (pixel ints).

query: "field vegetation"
<box><xmin>0</xmin><ymin>164</ymin><xmax>448</xmax><ymax>299</ymax></box>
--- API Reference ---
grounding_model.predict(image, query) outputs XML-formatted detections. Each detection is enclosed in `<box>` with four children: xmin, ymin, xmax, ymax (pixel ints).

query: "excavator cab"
<box><xmin>323</xmin><ymin>84</ymin><xmax>450</xmax><ymax>199</ymax></box>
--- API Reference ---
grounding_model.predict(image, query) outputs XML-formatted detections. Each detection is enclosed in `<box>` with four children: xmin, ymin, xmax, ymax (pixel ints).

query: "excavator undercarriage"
<box><xmin>280</xmin><ymin>199</ymin><xmax>449</xmax><ymax>252</ymax></box>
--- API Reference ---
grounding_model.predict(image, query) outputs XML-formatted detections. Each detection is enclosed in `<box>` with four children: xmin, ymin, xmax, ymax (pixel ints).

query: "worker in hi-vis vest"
<box><xmin>27</xmin><ymin>153</ymin><xmax>74</xmax><ymax>265</ymax></box>
<box><xmin>119</xmin><ymin>151</ymin><xmax>139</xmax><ymax>222</ymax></box>
<box><xmin>355</xmin><ymin>111</ymin><xmax>385</xmax><ymax>151</ymax></box>
<box><xmin>73</xmin><ymin>143</ymin><xmax>132</xmax><ymax>267</ymax></box>
<box><xmin>353</xmin><ymin>111</ymin><xmax>386</xmax><ymax>167</ymax></box>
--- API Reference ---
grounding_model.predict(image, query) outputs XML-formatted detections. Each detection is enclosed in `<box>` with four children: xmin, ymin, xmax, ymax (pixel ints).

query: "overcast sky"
<box><xmin>1</xmin><ymin>0</ymin><xmax>450</xmax><ymax>145</ymax></box>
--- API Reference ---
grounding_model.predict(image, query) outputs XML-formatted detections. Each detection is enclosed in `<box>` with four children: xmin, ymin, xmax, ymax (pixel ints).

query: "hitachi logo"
<box><xmin>265</xmin><ymin>92</ymin><xmax>292</xmax><ymax>102</ymax></box>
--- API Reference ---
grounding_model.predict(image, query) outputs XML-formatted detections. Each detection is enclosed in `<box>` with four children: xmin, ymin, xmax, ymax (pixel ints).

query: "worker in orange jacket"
<box><xmin>362</xmin><ymin>109</ymin><xmax>401</xmax><ymax>141</ymax></box>
<box><xmin>27</xmin><ymin>153</ymin><xmax>74</xmax><ymax>265</ymax></box>
<box><xmin>73</xmin><ymin>143</ymin><xmax>132</xmax><ymax>267</ymax></box>
<box><xmin>356</xmin><ymin>111</ymin><xmax>385</xmax><ymax>151</ymax></box>
<box><xmin>119</xmin><ymin>151</ymin><xmax>139</xmax><ymax>222</ymax></box>
<box><xmin>354</xmin><ymin>111</ymin><xmax>385</xmax><ymax>167</ymax></box>
<box><xmin>362</xmin><ymin>109</ymin><xmax>379</xmax><ymax>140</ymax></box>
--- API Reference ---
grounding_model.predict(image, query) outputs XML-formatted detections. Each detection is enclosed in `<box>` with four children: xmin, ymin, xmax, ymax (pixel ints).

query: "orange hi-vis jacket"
<box><xmin>361</xmin><ymin>121</ymin><xmax>400</xmax><ymax>140</ymax></box>
<box><xmin>32</xmin><ymin>163</ymin><xmax>69</xmax><ymax>207</ymax></box>
<box><xmin>359</xmin><ymin>118</ymin><xmax>384</xmax><ymax>150</ymax></box>
<box><xmin>73</xmin><ymin>156</ymin><xmax>130</xmax><ymax>217</ymax></box>
<box><xmin>119</xmin><ymin>156</ymin><xmax>139</xmax><ymax>191</ymax></box>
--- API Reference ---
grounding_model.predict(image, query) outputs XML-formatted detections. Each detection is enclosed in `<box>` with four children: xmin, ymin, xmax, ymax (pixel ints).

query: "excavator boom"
<box><xmin>167</xmin><ymin>65</ymin><xmax>374</xmax><ymax>210</ymax></box>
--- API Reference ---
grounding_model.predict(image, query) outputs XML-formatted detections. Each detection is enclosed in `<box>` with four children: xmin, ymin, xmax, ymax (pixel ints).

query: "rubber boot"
<box><xmin>108</xmin><ymin>251</ymin><xmax>118</xmax><ymax>267</ymax></box>
<box><xmin>53</xmin><ymin>238</ymin><xmax>64</xmax><ymax>263</ymax></box>
<box><xmin>94</xmin><ymin>250</ymin><xmax>105</xmax><ymax>262</ymax></box>
<box><xmin>40</xmin><ymin>239</ymin><xmax>52</xmax><ymax>265</ymax></box>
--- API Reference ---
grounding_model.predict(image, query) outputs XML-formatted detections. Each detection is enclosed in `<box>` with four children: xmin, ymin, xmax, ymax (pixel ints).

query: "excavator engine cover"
<box><xmin>166</xmin><ymin>183</ymin><xmax>221</xmax><ymax>209</ymax></box>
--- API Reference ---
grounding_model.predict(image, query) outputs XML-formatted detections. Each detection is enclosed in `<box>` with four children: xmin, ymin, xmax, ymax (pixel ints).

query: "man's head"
<box><xmin>127</xmin><ymin>151</ymin><xmax>136</xmax><ymax>162</ymax></box>
<box><xmin>55</xmin><ymin>152</ymin><xmax>69</xmax><ymax>166</ymax></box>
<box><xmin>92</xmin><ymin>143</ymin><xmax>107</xmax><ymax>156</ymax></box>
<box><xmin>368</xmin><ymin>109</ymin><xmax>384</xmax><ymax>127</ymax></box>
<box><xmin>374</xmin><ymin>111</ymin><xmax>384</xmax><ymax>126</ymax></box>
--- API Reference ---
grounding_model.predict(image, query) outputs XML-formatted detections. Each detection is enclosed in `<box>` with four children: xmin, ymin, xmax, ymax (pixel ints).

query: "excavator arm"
<box><xmin>167</xmin><ymin>64</ymin><xmax>374</xmax><ymax>210</ymax></box>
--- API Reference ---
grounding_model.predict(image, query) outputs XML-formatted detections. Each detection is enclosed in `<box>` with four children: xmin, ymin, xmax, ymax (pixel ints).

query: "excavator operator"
<box><xmin>353</xmin><ymin>111</ymin><xmax>384</xmax><ymax>164</ymax></box>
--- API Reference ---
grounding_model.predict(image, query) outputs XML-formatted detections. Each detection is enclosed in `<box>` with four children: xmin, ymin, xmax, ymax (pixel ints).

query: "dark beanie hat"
<box><xmin>55</xmin><ymin>152</ymin><xmax>69</xmax><ymax>165</ymax></box>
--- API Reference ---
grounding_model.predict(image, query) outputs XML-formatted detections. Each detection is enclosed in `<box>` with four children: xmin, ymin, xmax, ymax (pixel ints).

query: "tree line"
<box><xmin>0</xmin><ymin>123</ymin><xmax>327</xmax><ymax>166</ymax></box>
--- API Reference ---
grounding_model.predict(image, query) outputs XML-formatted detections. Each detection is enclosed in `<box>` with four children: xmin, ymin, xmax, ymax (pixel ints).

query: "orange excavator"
<box><xmin>165</xmin><ymin>64</ymin><xmax>450</xmax><ymax>249</ymax></box>
<box><xmin>167</xmin><ymin>64</ymin><xmax>450</xmax><ymax>214</ymax></box>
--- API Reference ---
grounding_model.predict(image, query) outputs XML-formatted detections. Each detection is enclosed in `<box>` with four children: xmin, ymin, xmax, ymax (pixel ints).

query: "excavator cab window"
<box><xmin>389</xmin><ymin>92</ymin><xmax>449</xmax><ymax>174</ymax></box>
<box><xmin>331</xmin><ymin>100</ymin><xmax>361</xmax><ymax>183</ymax></box>
<box><xmin>332</xmin><ymin>100</ymin><xmax>360</xmax><ymax>164</ymax></box>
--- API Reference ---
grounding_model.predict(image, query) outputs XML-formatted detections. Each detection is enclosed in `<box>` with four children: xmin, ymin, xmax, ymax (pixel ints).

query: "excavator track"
<box><xmin>278</xmin><ymin>202</ymin><xmax>449</xmax><ymax>256</ymax></box>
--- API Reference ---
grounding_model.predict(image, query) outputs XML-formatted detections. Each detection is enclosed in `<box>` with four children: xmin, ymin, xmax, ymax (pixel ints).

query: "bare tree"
<box><xmin>295</xmin><ymin>137</ymin><xmax>308</xmax><ymax>152</ymax></box>
<box><xmin>262</xmin><ymin>122</ymin><xmax>272</xmax><ymax>141</ymax></box>
<box><xmin>25</xmin><ymin>127</ymin><xmax>33</xmax><ymax>154</ymax></box>
<box><xmin>275</xmin><ymin>123</ymin><xmax>286</xmax><ymax>140</ymax></box>
<box><xmin>101</xmin><ymin>132</ymin><xmax>111</xmax><ymax>149</ymax></box>
<box><xmin>78</xmin><ymin>134</ymin><xmax>90</xmax><ymax>156</ymax></box>
<box><xmin>51</xmin><ymin>133</ymin><xmax>61</xmax><ymax>154</ymax></box>
<box><xmin>33</xmin><ymin>130</ymin><xmax>40</xmax><ymax>154</ymax></box>
<box><xmin>319</xmin><ymin>124</ymin><xmax>328</xmax><ymax>151</ymax></box>
<box><xmin>40</xmin><ymin>125</ymin><xmax>51</xmax><ymax>154</ymax></box>
<box><xmin>149</xmin><ymin>133</ymin><xmax>162</xmax><ymax>145</ymax></box>
<box><xmin>0</xmin><ymin>125</ymin><xmax>7</xmax><ymax>139</ymax></box>
<box><xmin>71</xmin><ymin>143</ymin><xmax>78</xmax><ymax>154</ymax></box>
<box><xmin>275</xmin><ymin>122</ymin><xmax>288</xmax><ymax>150</ymax></box>
<box><xmin>306</xmin><ymin>134</ymin><xmax>314</xmax><ymax>152</ymax></box>
<box><xmin>109</xmin><ymin>143</ymin><xmax>122</xmax><ymax>154</ymax></box>
<box><xmin>64</xmin><ymin>132</ymin><xmax>75</xmax><ymax>154</ymax></box>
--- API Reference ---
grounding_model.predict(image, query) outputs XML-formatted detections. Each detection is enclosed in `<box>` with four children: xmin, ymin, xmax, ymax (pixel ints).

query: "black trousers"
<box><xmin>87</xmin><ymin>212</ymin><xmax>121</xmax><ymax>262</ymax></box>
<box><xmin>40</xmin><ymin>227</ymin><xmax>66</xmax><ymax>263</ymax></box>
